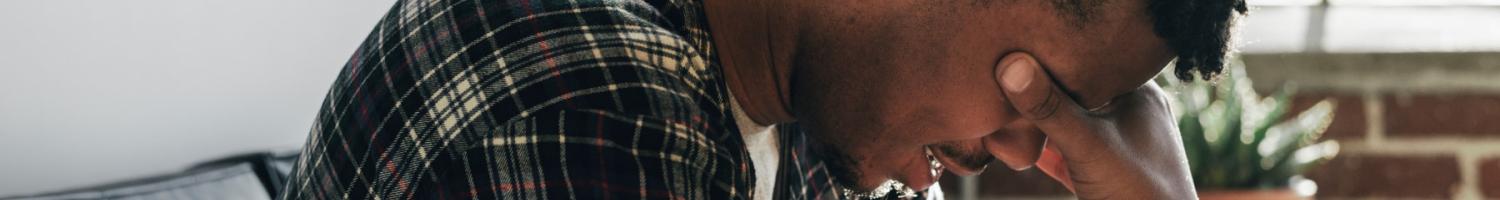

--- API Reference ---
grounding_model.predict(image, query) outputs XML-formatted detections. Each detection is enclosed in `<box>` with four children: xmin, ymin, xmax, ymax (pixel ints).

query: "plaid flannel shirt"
<box><xmin>281</xmin><ymin>0</ymin><xmax>932</xmax><ymax>199</ymax></box>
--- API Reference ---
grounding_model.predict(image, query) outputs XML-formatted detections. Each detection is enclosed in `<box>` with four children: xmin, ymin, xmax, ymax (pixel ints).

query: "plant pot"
<box><xmin>1198</xmin><ymin>188</ymin><xmax>1309</xmax><ymax>200</ymax></box>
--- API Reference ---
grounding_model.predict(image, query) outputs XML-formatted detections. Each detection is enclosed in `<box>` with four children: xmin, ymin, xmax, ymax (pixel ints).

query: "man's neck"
<box><xmin>704</xmin><ymin>0</ymin><xmax>798</xmax><ymax>126</ymax></box>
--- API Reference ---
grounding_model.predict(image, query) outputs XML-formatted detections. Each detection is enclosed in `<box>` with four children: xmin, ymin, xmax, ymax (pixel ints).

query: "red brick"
<box><xmin>1385</xmin><ymin>94</ymin><xmax>1500</xmax><ymax>137</ymax></box>
<box><xmin>937</xmin><ymin>167</ymin><xmax>1070</xmax><ymax>198</ymax></box>
<box><xmin>1285</xmin><ymin>93</ymin><xmax>1365</xmax><ymax>140</ymax></box>
<box><xmin>1305</xmin><ymin>153</ymin><xmax>1460</xmax><ymax>199</ymax></box>
<box><xmin>1481</xmin><ymin>157</ymin><xmax>1500</xmax><ymax>198</ymax></box>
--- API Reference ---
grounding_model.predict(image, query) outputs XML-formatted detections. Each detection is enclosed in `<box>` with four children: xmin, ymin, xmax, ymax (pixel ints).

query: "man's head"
<box><xmin>782</xmin><ymin>0</ymin><xmax>1245</xmax><ymax>192</ymax></box>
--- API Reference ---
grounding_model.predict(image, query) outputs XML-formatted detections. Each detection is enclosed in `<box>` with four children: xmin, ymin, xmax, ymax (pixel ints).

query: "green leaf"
<box><xmin>1256</xmin><ymin>100</ymin><xmax>1336</xmax><ymax>185</ymax></box>
<box><xmin>1160</xmin><ymin>56</ymin><xmax>1340</xmax><ymax>189</ymax></box>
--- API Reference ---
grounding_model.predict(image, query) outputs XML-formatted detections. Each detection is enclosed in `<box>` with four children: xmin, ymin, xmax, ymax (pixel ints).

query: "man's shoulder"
<box><xmin>284</xmin><ymin>1</ymin><xmax>743</xmax><ymax>199</ymax></box>
<box><xmin>380</xmin><ymin>0</ymin><xmax>725</xmax><ymax>121</ymax></box>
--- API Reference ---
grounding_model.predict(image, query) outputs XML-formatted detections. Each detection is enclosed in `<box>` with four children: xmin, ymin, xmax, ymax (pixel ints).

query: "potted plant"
<box><xmin>1157</xmin><ymin>57</ymin><xmax>1341</xmax><ymax>200</ymax></box>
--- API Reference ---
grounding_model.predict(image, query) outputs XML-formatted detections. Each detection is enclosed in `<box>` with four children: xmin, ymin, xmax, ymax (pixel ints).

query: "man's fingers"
<box><xmin>995</xmin><ymin>52</ymin><xmax>1095</xmax><ymax>145</ymax></box>
<box><xmin>983</xmin><ymin>120</ymin><xmax>1046</xmax><ymax>171</ymax></box>
<box><xmin>1035</xmin><ymin>144</ymin><xmax>1075</xmax><ymax>192</ymax></box>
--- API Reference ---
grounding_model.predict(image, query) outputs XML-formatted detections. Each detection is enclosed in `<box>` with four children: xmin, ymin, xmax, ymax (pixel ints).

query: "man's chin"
<box><xmin>804</xmin><ymin>131</ymin><xmax>925</xmax><ymax>197</ymax></box>
<box><xmin>818</xmin><ymin>154</ymin><xmax>918</xmax><ymax>198</ymax></box>
<box><xmin>829</xmin><ymin>175</ymin><xmax>885</xmax><ymax>193</ymax></box>
<box><xmin>808</xmin><ymin>137</ymin><xmax>873</xmax><ymax>190</ymax></box>
<box><xmin>823</xmin><ymin>161</ymin><xmax>876</xmax><ymax>192</ymax></box>
<box><xmin>834</xmin><ymin>179</ymin><xmax>923</xmax><ymax>199</ymax></box>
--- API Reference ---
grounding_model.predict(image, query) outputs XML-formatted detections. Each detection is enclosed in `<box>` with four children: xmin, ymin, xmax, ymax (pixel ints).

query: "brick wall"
<box><xmin>940</xmin><ymin>52</ymin><xmax>1500</xmax><ymax>200</ymax></box>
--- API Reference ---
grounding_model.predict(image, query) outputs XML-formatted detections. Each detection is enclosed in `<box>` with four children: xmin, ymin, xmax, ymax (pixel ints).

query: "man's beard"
<box><xmin>808</xmin><ymin>140</ymin><xmax>938</xmax><ymax>199</ymax></box>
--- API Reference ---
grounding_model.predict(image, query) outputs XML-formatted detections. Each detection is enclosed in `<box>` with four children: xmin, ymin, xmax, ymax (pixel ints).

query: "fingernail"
<box><xmin>1002</xmin><ymin>56</ymin><xmax>1035</xmax><ymax>94</ymax></box>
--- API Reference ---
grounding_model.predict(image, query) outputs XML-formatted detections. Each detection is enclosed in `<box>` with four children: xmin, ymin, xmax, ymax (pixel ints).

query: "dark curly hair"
<box><xmin>1148</xmin><ymin>0</ymin><xmax>1248</xmax><ymax>81</ymax></box>
<box><xmin>1052</xmin><ymin>0</ymin><xmax>1249</xmax><ymax>81</ymax></box>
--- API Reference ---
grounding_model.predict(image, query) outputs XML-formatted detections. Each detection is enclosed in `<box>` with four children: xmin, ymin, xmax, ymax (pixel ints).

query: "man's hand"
<box><xmin>995</xmin><ymin>53</ymin><xmax>1196</xmax><ymax>199</ymax></box>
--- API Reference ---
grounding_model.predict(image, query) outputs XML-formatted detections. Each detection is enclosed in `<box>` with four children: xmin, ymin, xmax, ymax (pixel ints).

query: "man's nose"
<box><xmin>983</xmin><ymin>119</ymin><xmax>1048</xmax><ymax>171</ymax></box>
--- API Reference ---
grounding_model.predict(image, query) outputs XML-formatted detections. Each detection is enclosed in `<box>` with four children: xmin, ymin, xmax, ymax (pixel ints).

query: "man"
<box><xmin>280</xmin><ymin>0</ymin><xmax>1245</xmax><ymax>199</ymax></box>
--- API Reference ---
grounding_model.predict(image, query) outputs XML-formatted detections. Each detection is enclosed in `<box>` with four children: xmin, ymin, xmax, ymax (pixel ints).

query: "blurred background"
<box><xmin>0</xmin><ymin>0</ymin><xmax>1497</xmax><ymax>199</ymax></box>
<box><xmin>0</xmin><ymin>0</ymin><xmax>396</xmax><ymax>198</ymax></box>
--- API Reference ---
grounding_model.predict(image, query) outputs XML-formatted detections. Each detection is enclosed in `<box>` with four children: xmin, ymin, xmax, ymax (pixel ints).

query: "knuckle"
<box><xmin>1026</xmin><ymin>89</ymin><xmax>1064</xmax><ymax>120</ymax></box>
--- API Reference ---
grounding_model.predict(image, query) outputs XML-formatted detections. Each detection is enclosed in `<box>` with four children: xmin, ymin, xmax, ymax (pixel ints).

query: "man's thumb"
<box><xmin>996</xmin><ymin>53</ymin><xmax>1095</xmax><ymax>146</ymax></box>
<box><xmin>998</xmin><ymin>53</ymin><xmax>1063</xmax><ymax>121</ymax></box>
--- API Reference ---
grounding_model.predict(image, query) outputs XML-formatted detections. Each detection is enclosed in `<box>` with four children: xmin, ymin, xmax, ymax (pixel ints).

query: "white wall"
<box><xmin>0</xmin><ymin>0</ymin><xmax>396</xmax><ymax>196</ymax></box>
